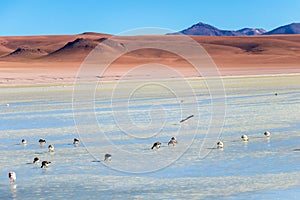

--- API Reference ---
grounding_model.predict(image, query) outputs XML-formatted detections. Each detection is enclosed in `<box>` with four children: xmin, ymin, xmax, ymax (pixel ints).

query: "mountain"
<box><xmin>237</xmin><ymin>28</ymin><xmax>266</xmax><ymax>36</ymax></box>
<box><xmin>264</xmin><ymin>23</ymin><xmax>300</xmax><ymax>35</ymax></box>
<box><xmin>170</xmin><ymin>22</ymin><xmax>266</xmax><ymax>36</ymax></box>
<box><xmin>172</xmin><ymin>22</ymin><xmax>236</xmax><ymax>36</ymax></box>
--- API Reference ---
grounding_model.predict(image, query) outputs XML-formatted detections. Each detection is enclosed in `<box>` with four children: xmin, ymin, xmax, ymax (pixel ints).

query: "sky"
<box><xmin>1</xmin><ymin>0</ymin><xmax>300</xmax><ymax>36</ymax></box>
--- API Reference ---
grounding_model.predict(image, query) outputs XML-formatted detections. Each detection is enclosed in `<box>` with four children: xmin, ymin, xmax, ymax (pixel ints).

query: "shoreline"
<box><xmin>1</xmin><ymin>72</ymin><xmax>299</xmax><ymax>88</ymax></box>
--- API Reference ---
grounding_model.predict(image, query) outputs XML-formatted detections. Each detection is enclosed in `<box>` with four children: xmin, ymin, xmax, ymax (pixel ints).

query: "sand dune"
<box><xmin>0</xmin><ymin>33</ymin><xmax>299</xmax><ymax>84</ymax></box>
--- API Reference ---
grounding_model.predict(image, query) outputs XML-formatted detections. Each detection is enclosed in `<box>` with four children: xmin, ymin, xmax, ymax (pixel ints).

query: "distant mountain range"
<box><xmin>266</xmin><ymin>23</ymin><xmax>300</xmax><ymax>34</ymax></box>
<box><xmin>170</xmin><ymin>22</ymin><xmax>300</xmax><ymax>36</ymax></box>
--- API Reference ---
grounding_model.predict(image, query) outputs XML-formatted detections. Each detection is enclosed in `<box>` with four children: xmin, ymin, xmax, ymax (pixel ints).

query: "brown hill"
<box><xmin>44</xmin><ymin>38</ymin><xmax>100</xmax><ymax>61</ymax></box>
<box><xmin>43</xmin><ymin>36</ymin><xmax>126</xmax><ymax>62</ymax></box>
<box><xmin>2</xmin><ymin>47</ymin><xmax>48</xmax><ymax>60</ymax></box>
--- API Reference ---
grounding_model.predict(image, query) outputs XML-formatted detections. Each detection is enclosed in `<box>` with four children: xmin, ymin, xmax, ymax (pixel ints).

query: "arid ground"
<box><xmin>1</xmin><ymin>33</ymin><xmax>300</xmax><ymax>84</ymax></box>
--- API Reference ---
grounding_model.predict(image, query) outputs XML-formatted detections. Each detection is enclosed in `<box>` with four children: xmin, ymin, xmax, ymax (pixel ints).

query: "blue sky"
<box><xmin>1</xmin><ymin>0</ymin><xmax>300</xmax><ymax>36</ymax></box>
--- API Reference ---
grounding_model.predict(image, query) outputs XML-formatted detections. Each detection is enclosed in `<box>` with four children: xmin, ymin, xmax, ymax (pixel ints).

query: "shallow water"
<box><xmin>0</xmin><ymin>75</ymin><xmax>300</xmax><ymax>199</ymax></box>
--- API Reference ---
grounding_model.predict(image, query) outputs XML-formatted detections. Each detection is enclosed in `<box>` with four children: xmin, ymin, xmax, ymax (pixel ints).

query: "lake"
<box><xmin>0</xmin><ymin>74</ymin><xmax>299</xmax><ymax>199</ymax></box>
